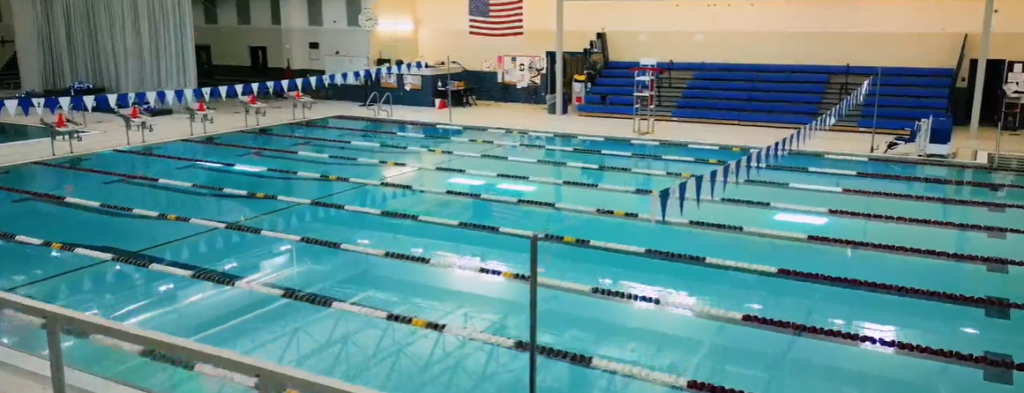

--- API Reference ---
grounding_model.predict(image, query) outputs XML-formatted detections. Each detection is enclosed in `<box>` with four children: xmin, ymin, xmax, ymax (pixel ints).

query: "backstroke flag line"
<box><xmin>654</xmin><ymin>74</ymin><xmax>873</xmax><ymax>221</ymax></box>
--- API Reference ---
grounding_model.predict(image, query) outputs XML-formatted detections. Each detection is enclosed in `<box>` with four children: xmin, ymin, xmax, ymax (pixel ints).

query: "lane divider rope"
<box><xmin>796</xmin><ymin>151</ymin><xmax>1024</xmax><ymax>174</ymax></box>
<box><xmin>309</xmin><ymin>124</ymin><xmax>1019</xmax><ymax>191</ymax></box>
<box><xmin>4</xmin><ymin>184</ymin><xmax>1020</xmax><ymax>375</ymax></box>
<box><xmin>0</xmin><ymin>220</ymin><xmax>743</xmax><ymax>392</ymax></box>
<box><xmin>243</xmin><ymin>129</ymin><xmax>696</xmax><ymax>179</ymax></box>
<box><xmin>165</xmin><ymin>142</ymin><xmax>1024</xmax><ymax>268</ymax></box>
<box><xmin>744</xmin><ymin>179</ymin><xmax>1024</xmax><ymax>211</ymax></box>
<box><xmin>325</xmin><ymin>117</ymin><xmax>1021</xmax><ymax>174</ymax></box>
<box><xmin>763</xmin><ymin>164</ymin><xmax>1017</xmax><ymax>191</ymax></box>
<box><xmin>34</xmin><ymin>162</ymin><xmax>1023</xmax><ymax>314</ymax></box>
<box><xmin>181</xmin><ymin>139</ymin><xmax>655</xmax><ymax>196</ymax></box>
<box><xmin>304</xmin><ymin>124</ymin><xmax>740</xmax><ymax>166</ymax></box>
<box><xmin>256</xmin><ymin>129</ymin><xmax>1021</xmax><ymax>235</ymax></box>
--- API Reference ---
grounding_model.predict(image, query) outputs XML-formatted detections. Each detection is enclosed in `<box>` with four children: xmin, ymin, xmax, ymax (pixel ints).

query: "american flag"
<box><xmin>469</xmin><ymin>0</ymin><xmax>524</xmax><ymax>37</ymax></box>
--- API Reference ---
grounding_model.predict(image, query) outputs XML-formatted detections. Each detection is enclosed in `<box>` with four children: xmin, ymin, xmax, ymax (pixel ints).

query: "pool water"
<box><xmin>0</xmin><ymin>123</ymin><xmax>56</xmax><ymax>145</ymax></box>
<box><xmin>0</xmin><ymin>117</ymin><xmax>1022</xmax><ymax>393</ymax></box>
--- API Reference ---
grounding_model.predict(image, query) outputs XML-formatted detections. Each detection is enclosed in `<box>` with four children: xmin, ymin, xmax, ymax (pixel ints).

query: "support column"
<box><xmin>969</xmin><ymin>0</ymin><xmax>996</xmax><ymax>139</ymax></box>
<box><xmin>554</xmin><ymin>0</ymin><xmax>564</xmax><ymax>115</ymax></box>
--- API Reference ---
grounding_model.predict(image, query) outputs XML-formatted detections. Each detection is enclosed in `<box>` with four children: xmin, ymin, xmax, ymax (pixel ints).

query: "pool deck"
<box><xmin>0</xmin><ymin>100</ymin><xmax>1012</xmax><ymax>169</ymax></box>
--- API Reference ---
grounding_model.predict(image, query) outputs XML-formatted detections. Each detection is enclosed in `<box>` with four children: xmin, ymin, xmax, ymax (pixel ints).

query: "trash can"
<box><xmin>546</xmin><ymin>94</ymin><xmax>569</xmax><ymax>115</ymax></box>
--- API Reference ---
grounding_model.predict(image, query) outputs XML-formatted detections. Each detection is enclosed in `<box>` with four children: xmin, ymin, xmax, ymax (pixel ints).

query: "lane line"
<box><xmin>307</xmin><ymin>124</ymin><xmax>1022</xmax><ymax>191</ymax></box>
<box><xmin>29</xmin><ymin>165</ymin><xmax>1022</xmax><ymax>313</ymax></box>
<box><xmin>323</xmin><ymin>116</ymin><xmax>1024</xmax><ymax>174</ymax></box>
<box><xmin>153</xmin><ymin>143</ymin><xmax>1024</xmax><ymax>269</ymax></box>
<box><xmin>244</xmin><ymin>129</ymin><xmax>696</xmax><ymax>179</ymax></box>
<box><xmin>0</xmin><ymin>228</ymin><xmax>741</xmax><ymax>393</ymax></box>
<box><xmin>245</xmin><ymin>130</ymin><xmax>1024</xmax><ymax>236</ymax></box>
<box><xmin>5</xmin><ymin>180</ymin><xmax>1021</xmax><ymax>378</ymax></box>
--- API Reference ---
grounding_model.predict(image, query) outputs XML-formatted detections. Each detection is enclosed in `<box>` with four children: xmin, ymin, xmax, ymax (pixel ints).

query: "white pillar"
<box><xmin>969</xmin><ymin>0</ymin><xmax>996</xmax><ymax>139</ymax></box>
<box><xmin>554</xmin><ymin>0</ymin><xmax>564</xmax><ymax>115</ymax></box>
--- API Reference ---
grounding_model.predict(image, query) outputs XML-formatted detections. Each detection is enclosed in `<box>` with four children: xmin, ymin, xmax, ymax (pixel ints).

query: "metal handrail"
<box><xmin>0</xmin><ymin>290</ymin><xmax>376</xmax><ymax>393</ymax></box>
<box><xmin>365</xmin><ymin>91</ymin><xmax>380</xmax><ymax>117</ymax></box>
<box><xmin>380</xmin><ymin>92</ymin><xmax>393</xmax><ymax>118</ymax></box>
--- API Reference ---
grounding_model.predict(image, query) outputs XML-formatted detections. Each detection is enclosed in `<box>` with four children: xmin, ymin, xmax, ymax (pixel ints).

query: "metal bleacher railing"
<box><xmin>949</xmin><ymin>33</ymin><xmax>968</xmax><ymax>113</ymax></box>
<box><xmin>0</xmin><ymin>290</ymin><xmax>378</xmax><ymax>393</ymax></box>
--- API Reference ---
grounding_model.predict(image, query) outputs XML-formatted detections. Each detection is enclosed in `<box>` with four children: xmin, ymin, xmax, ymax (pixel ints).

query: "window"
<box><xmin>307</xmin><ymin>0</ymin><xmax>323</xmax><ymax>27</ymax></box>
<box><xmin>270</xmin><ymin>0</ymin><xmax>281</xmax><ymax>26</ymax></box>
<box><xmin>236</xmin><ymin>0</ymin><xmax>251</xmax><ymax>25</ymax></box>
<box><xmin>345</xmin><ymin>0</ymin><xmax>361</xmax><ymax>27</ymax></box>
<box><xmin>202</xmin><ymin>0</ymin><xmax>218</xmax><ymax>25</ymax></box>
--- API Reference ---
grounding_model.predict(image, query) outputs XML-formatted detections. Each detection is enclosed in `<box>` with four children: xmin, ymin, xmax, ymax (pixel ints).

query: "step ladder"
<box><xmin>631</xmin><ymin>58</ymin><xmax>661</xmax><ymax>135</ymax></box>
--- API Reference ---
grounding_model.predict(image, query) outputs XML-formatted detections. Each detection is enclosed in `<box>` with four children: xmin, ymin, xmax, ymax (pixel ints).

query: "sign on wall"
<box><xmin>496</xmin><ymin>55</ymin><xmax>545</xmax><ymax>86</ymax></box>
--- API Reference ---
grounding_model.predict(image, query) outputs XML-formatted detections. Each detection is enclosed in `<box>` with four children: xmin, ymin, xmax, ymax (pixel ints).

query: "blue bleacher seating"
<box><xmin>604</xmin><ymin>62</ymin><xmax>954</xmax><ymax>78</ymax></box>
<box><xmin>589</xmin><ymin>86</ymin><xmax>633</xmax><ymax>96</ymax></box>
<box><xmin>578</xmin><ymin>104</ymin><xmax>634</xmax><ymax>115</ymax></box>
<box><xmin>593</xmin><ymin>78</ymin><xmax>635</xmax><ymax>87</ymax></box>
<box><xmin>864</xmin><ymin>96</ymin><xmax>947</xmax><ymax>109</ymax></box>
<box><xmin>871</xmin><ymin>87</ymin><xmax>948</xmax><ymax>98</ymax></box>
<box><xmin>676</xmin><ymin>99</ymin><xmax>820</xmax><ymax>114</ymax></box>
<box><xmin>584</xmin><ymin>61</ymin><xmax>953</xmax><ymax>130</ymax></box>
<box><xmin>861</xmin><ymin>107</ymin><xmax>946</xmax><ymax>120</ymax></box>
<box><xmin>856</xmin><ymin>118</ymin><xmax>916</xmax><ymax>130</ymax></box>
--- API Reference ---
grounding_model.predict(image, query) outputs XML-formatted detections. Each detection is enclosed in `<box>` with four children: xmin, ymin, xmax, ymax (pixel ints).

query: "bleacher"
<box><xmin>578</xmin><ymin>61</ymin><xmax>955</xmax><ymax>135</ymax></box>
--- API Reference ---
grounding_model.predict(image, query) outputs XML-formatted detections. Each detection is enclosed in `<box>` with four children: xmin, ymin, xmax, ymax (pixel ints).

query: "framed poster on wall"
<box><xmin>496</xmin><ymin>55</ymin><xmax>545</xmax><ymax>86</ymax></box>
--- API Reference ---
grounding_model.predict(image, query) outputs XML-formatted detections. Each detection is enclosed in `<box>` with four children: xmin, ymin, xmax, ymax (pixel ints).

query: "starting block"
<box><xmin>287</xmin><ymin>91</ymin><xmax>315</xmax><ymax>120</ymax></box>
<box><xmin>240</xmin><ymin>95</ymin><xmax>267</xmax><ymax>126</ymax></box>
<box><xmin>115</xmin><ymin>107</ymin><xmax>154</xmax><ymax>145</ymax></box>
<box><xmin>40</xmin><ymin>113</ymin><xmax>85</xmax><ymax>155</ymax></box>
<box><xmin>185</xmin><ymin>102</ymin><xmax>215</xmax><ymax>135</ymax></box>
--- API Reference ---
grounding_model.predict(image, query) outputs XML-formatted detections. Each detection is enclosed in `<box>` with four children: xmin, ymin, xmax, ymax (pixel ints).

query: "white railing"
<box><xmin>0</xmin><ymin>290</ymin><xmax>380</xmax><ymax>393</ymax></box>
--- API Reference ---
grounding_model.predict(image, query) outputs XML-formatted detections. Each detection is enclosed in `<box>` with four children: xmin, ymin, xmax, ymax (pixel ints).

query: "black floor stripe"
<box><xmin>7</xmin><ymin>137</ymin><xmax>503</xmax><ymax>293</ymax></box>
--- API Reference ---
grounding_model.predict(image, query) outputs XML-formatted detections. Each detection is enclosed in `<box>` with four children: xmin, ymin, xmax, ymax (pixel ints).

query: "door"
<box><xmin>966</xmin><ymin>58</ymin><xmax>1007</xmax><ymax>126</ymax></box>
<box><xmin>195</xmin><ymin>45</ymin><xmax>212</xmax><ymax>79</ymax></box>
<box><xmin>248</xmin><ymin>46</ymin><xmax>268</xmax><ymax>74</ymax></box>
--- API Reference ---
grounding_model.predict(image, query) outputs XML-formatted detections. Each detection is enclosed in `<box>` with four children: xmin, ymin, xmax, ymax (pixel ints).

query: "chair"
<box><xmin>463</xmin><ymin>87</ymin><xmax>477</xmax><ymax>106</ymax></box>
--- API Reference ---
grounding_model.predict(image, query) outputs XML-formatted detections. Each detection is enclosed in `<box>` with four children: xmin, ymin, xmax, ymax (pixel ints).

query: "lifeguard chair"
<box><xmin>630</xmin><ymin>58</ymin><xmax>664</xmax><ymax>135</ymax></box>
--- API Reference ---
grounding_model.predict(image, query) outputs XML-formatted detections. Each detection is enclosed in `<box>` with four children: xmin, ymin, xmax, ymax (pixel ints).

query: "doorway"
<box><xmin>248</xmin><ymin>46</ymin><xmax>269</xmax><ymax>74</ymax></box>
<box><xmin>966</xmin><ymin>58</ymin><xmax>1007</xmax><ymax>126</ymax></box>
<box><xmin>195</xmin><ymin>45</ymin><xmax>212</xmax><ymax>79</ymax></box>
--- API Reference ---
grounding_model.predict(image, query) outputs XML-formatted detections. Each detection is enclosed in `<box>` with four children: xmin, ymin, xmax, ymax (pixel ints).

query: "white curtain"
<box><xmin>13</xmin><ymin>0</ymin><xmax>197</xmax><ymax>92</ymax></box>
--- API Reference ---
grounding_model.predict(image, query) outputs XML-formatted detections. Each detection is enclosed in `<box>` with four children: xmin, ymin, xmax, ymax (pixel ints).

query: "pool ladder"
<box><xmin>364</xmin><ymin>92</ymin><xmax>393</xmax><ymax>118</ymax></box>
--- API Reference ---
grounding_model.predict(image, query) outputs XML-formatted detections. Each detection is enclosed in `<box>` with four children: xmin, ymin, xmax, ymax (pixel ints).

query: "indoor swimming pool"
<box><xmin>0</xmin><ymin>117</ymin><xmax>1022</xmax><ymax>393</ymax></box>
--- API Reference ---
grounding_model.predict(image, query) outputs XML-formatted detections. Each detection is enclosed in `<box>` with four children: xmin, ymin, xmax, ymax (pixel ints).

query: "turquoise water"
<box><xmin>0</xmin><ymin>123</ymin><xmax>57</xmax><ymax>145</ymax></box>
<box><xmin>0</xmin><ymin>119</ymin><xmax>1022</xmax><ymax>393</ymax></box>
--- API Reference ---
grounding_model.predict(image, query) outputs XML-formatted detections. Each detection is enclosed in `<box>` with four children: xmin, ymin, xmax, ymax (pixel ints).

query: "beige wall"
<box><xmin>193</xmin><ymin>0</ymin><xmax>370</xmax><ymax>70</ymax></box>
<box><xmin>415</xmin><ymin>0</ymin><xmax>1024</xmax><ymax>71</ymax></box>
<box><xmin>370</xmin><ymin>0</ymin><xmax>419</xmax><ymax>62</ymax></box>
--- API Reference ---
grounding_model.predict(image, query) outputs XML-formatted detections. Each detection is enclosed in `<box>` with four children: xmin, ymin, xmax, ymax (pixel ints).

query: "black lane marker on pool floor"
<box><xmin>65</xmin><ymin>154</ymin><xmax>1020</xmax><ymax>314</ymax></box>
<box><xmin>324</xmin><ymin>117</ymin><xmax>1024</xmax><ymax>176</ymax></box>
<box><xmin>324</xmin><ymin>115</ymin><xmax>1024</xmax><ymax>176</ymax></box>
<box><xmin>3</xmin><ymin>182</ymin><xmax>1021</xmax><ymax>381</ymax></box>
<box><xmin>308</xmin><ymin>123</ymin><xmax>1023</xmax><ymax>191</ymax></box>
<box><xmin>261</xmin><ymin>130</ymin><xmax>1024</xmax><ymax>236</ymax></box>
<box><xmin>743</xmin><ymin>179</ymin><xmax>1024</xmax><ymax>211</ymax></box>
<box><xmin>245</xmin><ymin>129</ymin><xmax>698</xmax><ymax>178</ymax></box>
<box><xmin>171</xmin><ymin>139</ymin><xmax>1024</xmax><ymax>271</ymax></box>
<box><xmin>0</xmin><ymin>211</ymin><xmax>744</xmax><ymax>392</ymax></box>
<box><xmin>35</xmin><ymin>161</ymin><xmax>1022</xmax><ymax>315</ymax></box>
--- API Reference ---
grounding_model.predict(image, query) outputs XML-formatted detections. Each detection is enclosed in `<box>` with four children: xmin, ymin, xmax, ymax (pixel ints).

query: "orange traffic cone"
<box><xmin>55</xmin><ymin>113</ymin><xmax>66</xmax><ymax>128</ymax></box>
<box><xmin>197</xmin><ymin>101</ymin><xmax>206</xmax><ymax>112</ymax></box>
<box><xmin>130</xmin><ymin>106</ymin><xmax>139</xmax><ymax>119</ymax></box>
<box><xmin>435</xmin><ymin>98</ymin><xmax>447</xmax><ymax>110</ymax></box>
<box><xmin>248</xmin><ymin>94</ymin><xmax>257</xmax><ymax>105</ymax></box>
<box><xmin>294</xmin><ymin>91</ymin><xmax>302</xmax><ymax>99</ymax></box>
